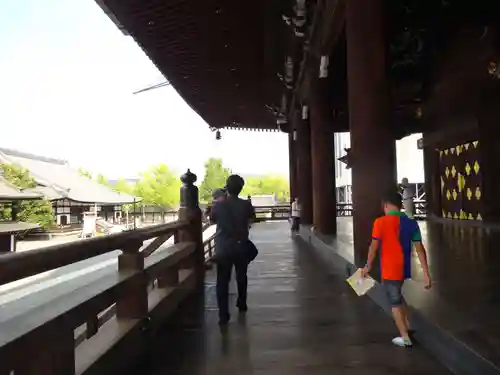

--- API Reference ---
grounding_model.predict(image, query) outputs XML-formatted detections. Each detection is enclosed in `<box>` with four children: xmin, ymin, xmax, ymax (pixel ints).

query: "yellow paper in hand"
<box><xmin>346</xmin><ymin>269</ymin><xmax>376</xmax><ymax>296</ymax></box>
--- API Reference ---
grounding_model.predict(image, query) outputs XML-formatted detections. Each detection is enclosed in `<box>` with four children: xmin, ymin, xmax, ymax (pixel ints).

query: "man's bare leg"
<box><xmin>392</xmin><ymin>306</ymin><xmax>410</xmax><ymax>340</ymax></box>
<box><xmin>401</xmin><ymin>299</ymin><xmax>411</xmax><ymax>330</ymax></box>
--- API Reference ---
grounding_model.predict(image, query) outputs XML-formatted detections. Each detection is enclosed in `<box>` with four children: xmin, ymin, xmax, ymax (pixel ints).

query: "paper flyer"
<box><xmin>346</xmin><ymin>269</ymin><xmax>376</xmax><ymax>296</ymax></box>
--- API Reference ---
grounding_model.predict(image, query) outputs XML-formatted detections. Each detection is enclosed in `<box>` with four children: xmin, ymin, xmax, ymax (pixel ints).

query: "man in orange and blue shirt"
<box><xmin>361</xmin><ymin>191</ymin><xmax>431</xmax><ymax>347</ymax></box>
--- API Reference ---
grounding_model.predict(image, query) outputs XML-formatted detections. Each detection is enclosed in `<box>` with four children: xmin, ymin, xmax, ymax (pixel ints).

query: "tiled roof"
<box><xmin>0</xmin><ymin>221</ymin><xmax>40</xmax><ymax>234</ymax></box>
<box><xmin>0</xmin><ymin>177</ymin><xmax>42</xmax><ymax>201</ymax></box>
<box><xmin>0</xmin><ymin>148</ymin><xmax>137</xmax><ymax>204</ymax></box>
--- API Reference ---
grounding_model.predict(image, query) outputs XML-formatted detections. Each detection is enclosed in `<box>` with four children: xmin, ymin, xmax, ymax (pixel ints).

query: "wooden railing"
<box><xmin>252</xmin><ymin>201</ymin><xmax>427</xmax><ymax>220</ymax></box>
<box><xmin>252</xmin><ymin>204</ymin><xmax>355</xmax><ymax>220</ymax></box>
<box><xmin>336</xmin><ymin>203</ymin><xmax>353</xmax><ymax>217</ymax></box>
<box><xmin>0</xmin><ymin>170</ymin><xmax>204</xmax><ymax>375</ymax></box>
<box><xmin>203</xmin><ymin>232</ymin><xmax>216</xmax><ymax>263</ymax></box>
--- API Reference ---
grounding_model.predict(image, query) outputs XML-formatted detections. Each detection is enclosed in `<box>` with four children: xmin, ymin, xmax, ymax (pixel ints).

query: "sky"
<box><xmin>0</xmin><ymin>0</ymin><xmax>289</xmax><ymax>179</ymax></box>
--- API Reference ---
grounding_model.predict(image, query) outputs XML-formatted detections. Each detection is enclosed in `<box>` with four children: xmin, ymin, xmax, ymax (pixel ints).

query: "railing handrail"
<box><xmin>0</xmin><ymin>170</ymin><xmax>210</xmax><ymax>375</ymax></box>
<box><xmin>0</xmin><ymin>220</ymin><xmax>189</xmax><ymax>286</ymax></box>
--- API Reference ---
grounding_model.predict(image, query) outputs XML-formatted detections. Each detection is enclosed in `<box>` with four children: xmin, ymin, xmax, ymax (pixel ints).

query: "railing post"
<box><xmin>158</xmin><ymin>264</ymin><xmax>179</xmax><ymax>288</ymax></box>
<box><xmin>116</xmin><ymin>240</ymin><xmax>148</xmax><ymax>319</ymax></box>
<box><xmin>178</xmin><ymin>169</ymin><xmax>204</xmax><ymax>287</ymax></box>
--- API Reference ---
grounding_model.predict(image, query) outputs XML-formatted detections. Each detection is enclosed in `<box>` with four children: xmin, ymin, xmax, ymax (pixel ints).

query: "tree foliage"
<box><xmin>0</xmin><ymin>164</ymin><xmax>54</xmax><ymax>228</ymax></box>
<box><xmin>95</xmin><ymin>173</ymin><xmax>110</xmax><ymax>187</ymax></box>
<box><xmin>134</xmin><ymin>164</ymin><xmax>180</xmax><ymax>208</ymax></box>
<box><xmin>87</xmin><ymin>165</ymin><xmax>181</xmax><ymax>210</ymax></box>
<box><xmin>77</xmin><ymin>168</ymin><xmax>93</xmax><ymax>179</ymax></box>
<box><xmin>111</xmin><ymin>178</ymin><xmax>135</xmax><ymax>213</ymax></box>
<box><xmin>242</xmin><ymin>175</ymin><xmax>290</xmax><ymax>202</ymax></box>
<box><xmin>82</xmin><ymin>157</ymin><xmax>289</xmax><ymax>211</ymax></box>
<box><xmin>77</xmin><ymin>168</ymin><xmax>112</xmax><ymax>189</ymax></box>
<box><xmin>113</xmin><ymin>178</ymin><xmax>134</xmax><ymax>195</ymax></box>
<box><xmin>199</xmin><ymin>158</ymin><xmax>231</xmax><ymax>202</ymax></box>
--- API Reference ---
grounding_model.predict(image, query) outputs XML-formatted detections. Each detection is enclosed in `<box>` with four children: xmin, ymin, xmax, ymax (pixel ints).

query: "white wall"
<box><xmin>396</xmin><ymin>133</ymin><xmax>424</xmax><ymax>182</ymax></box>
<box><xmin>334</xmin><ymin>132</ymin><xmax>352</xmax><ymax>187</ymax></box>
<box><xmin>334</xmin><ymin>132</ymin><xmax>424</xmax><ymax>187</ymax></box>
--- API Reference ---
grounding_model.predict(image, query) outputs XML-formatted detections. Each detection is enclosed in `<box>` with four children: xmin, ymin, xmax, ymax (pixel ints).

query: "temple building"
<box><xmin>0</xmin><ymin>148</ymin><xmax>137</xmax><ymax>225</ymax></box>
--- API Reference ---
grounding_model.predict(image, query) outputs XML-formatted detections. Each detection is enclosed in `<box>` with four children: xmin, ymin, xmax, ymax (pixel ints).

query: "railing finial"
<box><xmin>180</xmin><ymin>169</ymin><xmax>199</xmax><ymax>208</ymax></box>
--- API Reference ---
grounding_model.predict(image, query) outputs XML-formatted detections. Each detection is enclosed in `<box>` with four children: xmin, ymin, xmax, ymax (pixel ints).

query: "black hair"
<box><xmin>383</xmin><ymin>190</ymin><xmax>403</xmax><ymax>210</ymax></box>
<box><xmin>225</xmin><ymin>174</ymin><xmax>245</xmax><ymax>196</ymax></box>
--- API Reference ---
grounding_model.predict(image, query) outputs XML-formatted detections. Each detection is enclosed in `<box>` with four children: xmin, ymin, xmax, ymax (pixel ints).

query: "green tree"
<box><xmin>199</xmin><ymin>158</ymin><xmax>231</xmax><ymax>202</ymax></box>
<box><xmin>0</xmin><ymin>164</ymin><xmax>55</xmax><ymax>228</ymax></box>
<box><xmin>83</xmin><ymin>171</ymin><xmax>136</xmax><ymax>214</ymax></box>
<box><xmin>77</xmin><ymin>168</ymin><xmax>93</xmax><ymax>179</ymax></box>
<box><xmin>113</xmin><ymin>178</ymin><xmax>134</xmax><ymax>195</ymax></box>
<box><xmin>111</xmin><ymin>178</ymin><xmax>135</xmax><ymax>213</ymax></box>
<box><xmin>95</xmin><ymin>173</ymin><xmax>109</xmax><ymax>187</ymax></box>
<box><xmin>242</xmin><ymin>175</ymin><xmax>290</xmax><ymax>202</ymax></box>
<box><xmin>133</xmin><ymin>164</ymin><xmax>180</xmax><ymax>208</ymax></box>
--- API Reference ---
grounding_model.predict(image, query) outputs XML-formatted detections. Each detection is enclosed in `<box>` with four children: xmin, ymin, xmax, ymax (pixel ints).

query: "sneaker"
<box><xmin>392</xmin><ymin>337</ymin><xmax>412</xmax><ymax>347</ymax></box>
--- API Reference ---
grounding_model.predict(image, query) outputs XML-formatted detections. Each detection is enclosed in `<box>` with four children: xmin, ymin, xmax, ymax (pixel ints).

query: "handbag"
<box><xmin>245</xmin><ymin>239</ymin><xmax>258</xmax><ymax>262</ymax></box>
<box><xmin>211</xmin><ymin>238</ymin><xmax>258</xmax><ymax>264</ymax></box>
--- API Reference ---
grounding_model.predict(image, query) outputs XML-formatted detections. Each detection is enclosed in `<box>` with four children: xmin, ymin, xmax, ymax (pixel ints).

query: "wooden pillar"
<box><xmin>478</xmin><ymin>103</ymin><xmax>500</xmax><ymax>222</ymax></box>
<box><xmin>177</xmin><ymin>169</ymin><xmax>204</xmax><ymax>287</ymax></box>
<box><xmin>346</xmin><ymin>0</ymin><xmax>396</xmax><ymax>268</ymax></box>
<box><xmin>310</xmin><ymin>82</ymin><xmax>337</xmax><ymax>235</ymax></box>
<box><xmin>296</xmin><ymin>110</ymin><xmax>313</xmax><ymax>225</ymax></box>
<box><xmin>288</xmin><ymin>131</ymin><xmax>298</xmax><ymax>200</ymax></box>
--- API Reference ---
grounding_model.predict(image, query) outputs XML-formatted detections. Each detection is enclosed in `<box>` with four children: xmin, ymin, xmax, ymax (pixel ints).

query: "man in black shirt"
<box><xmin>210</xmin><ymin>175</ymin><xmax>255</xmax><ymax>325</ymax></box>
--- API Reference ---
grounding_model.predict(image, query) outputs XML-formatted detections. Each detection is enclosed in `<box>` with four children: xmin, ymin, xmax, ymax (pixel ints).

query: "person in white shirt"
<box><xmin>400</xmin><ymin>178</ymin><xmax>415</xmax><ymax>218</ymax></box>
<box><xmin>291</xmin><ymin>198</ymin><xmax>301</xmax><ymax>232</ymax></box>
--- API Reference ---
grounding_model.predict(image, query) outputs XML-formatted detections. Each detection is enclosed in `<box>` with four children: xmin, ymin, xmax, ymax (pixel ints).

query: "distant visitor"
<box><xmin>290</xmin><ymin>197</ymin><xmax>301</xmax><ymax>233</ymax></box>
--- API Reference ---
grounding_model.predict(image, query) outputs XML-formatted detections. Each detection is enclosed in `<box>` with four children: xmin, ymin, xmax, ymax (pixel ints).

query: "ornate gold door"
<box><xmin>439</xmin><ymin>141</ymin><xmax>482</xmax><ymax>220</ymax></box>
<box><xmin>461</xmin><ymin>141</ymin><xmax>482</xmax><ymax>220</ymax></box>
<box><xmin>439</xmin><ymin>146</ymin><xmax>463</xmax><ymax>219</ymax></box>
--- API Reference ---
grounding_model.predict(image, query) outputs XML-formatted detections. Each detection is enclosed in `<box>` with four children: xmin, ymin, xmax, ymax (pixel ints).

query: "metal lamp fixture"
<box><xmin>319</xmin><ymin>56</ymin><xmax>329</xmax><ymax>78</ymax></box>
<box><xmin>302</xmin><ymin>105</ymin><xmax>309</xmax><ymax>120</ymax></box>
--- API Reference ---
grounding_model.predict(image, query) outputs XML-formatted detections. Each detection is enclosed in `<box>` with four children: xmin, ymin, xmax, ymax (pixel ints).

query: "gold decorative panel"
<box><xmin>439</xmin><ymin>140</ymin><xmax>483</xmax><ymax>220</ymax></box>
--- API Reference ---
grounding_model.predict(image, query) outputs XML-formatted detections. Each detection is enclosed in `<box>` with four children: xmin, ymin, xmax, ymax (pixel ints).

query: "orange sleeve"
<box><xmin>372</xmin><ymin>218</ymin><xmax>383</xmax><ymax>241</ymax></box>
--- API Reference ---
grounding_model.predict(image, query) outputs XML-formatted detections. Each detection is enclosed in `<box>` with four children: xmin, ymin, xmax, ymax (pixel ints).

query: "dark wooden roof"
<box><xmin>96</xmin><ymin>0</ymin><xmax>499</xmax><ymax>136</ymax></box>
<box><xmin>97</xmin><ymin>0</ymin><xmax>296</xmax><ymax>131</ymax></box>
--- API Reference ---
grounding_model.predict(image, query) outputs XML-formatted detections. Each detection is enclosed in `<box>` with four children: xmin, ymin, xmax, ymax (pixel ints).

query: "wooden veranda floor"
<box><xmin>128</xmin><ymin>222</ymin><xmax>449</xmax><ymax>375</ymax></box>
